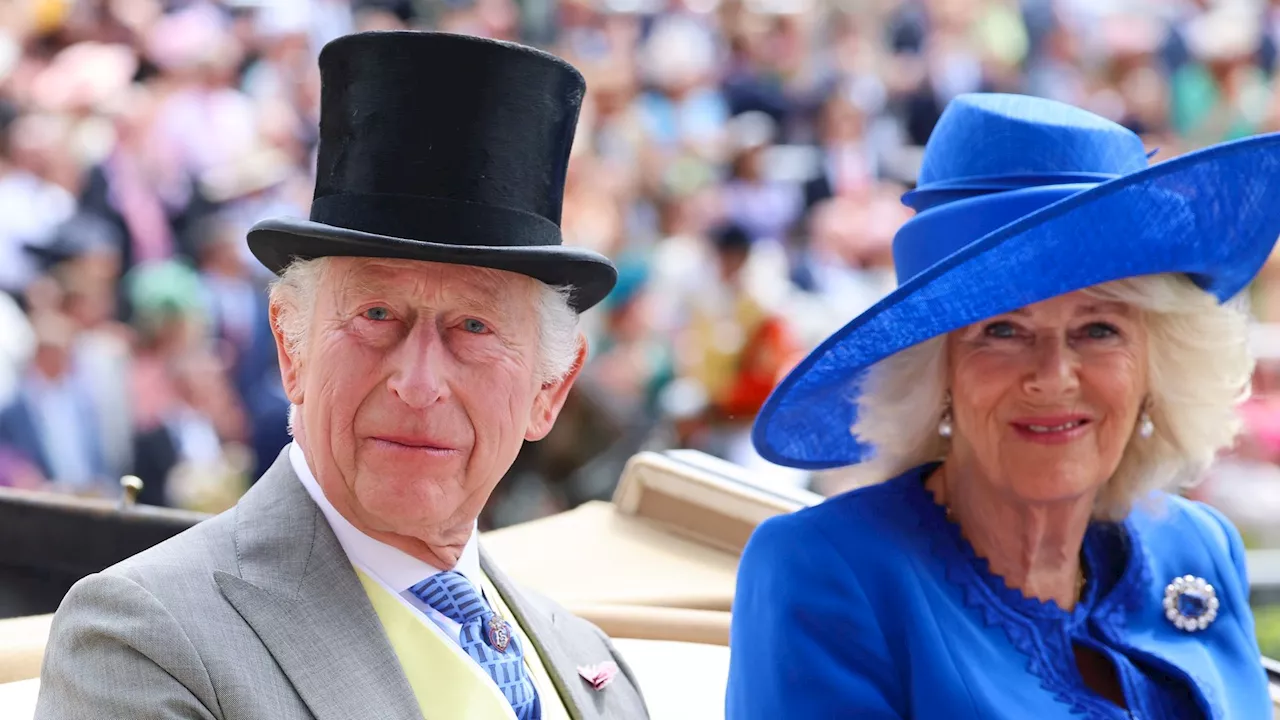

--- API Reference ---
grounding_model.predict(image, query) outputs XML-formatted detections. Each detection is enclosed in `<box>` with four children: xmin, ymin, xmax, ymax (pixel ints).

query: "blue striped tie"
<box><xmin>409</xmin><ymin>571</ymin><xmax>540</xmax><ymax>720</ymax></box>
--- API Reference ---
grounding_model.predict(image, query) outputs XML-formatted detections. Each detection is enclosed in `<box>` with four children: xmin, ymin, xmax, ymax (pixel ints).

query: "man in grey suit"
<box><xmin>35</xmin><ymin>31</ymin><xmax>648</xmax><ymax>720</ymax></box>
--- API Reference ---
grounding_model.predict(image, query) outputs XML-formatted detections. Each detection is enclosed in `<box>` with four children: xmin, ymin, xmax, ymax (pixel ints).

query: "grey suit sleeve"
<box><xmin>35</xmin><ymin>573</ymin><xmax>221</xmax><ymax>720</ymax></box>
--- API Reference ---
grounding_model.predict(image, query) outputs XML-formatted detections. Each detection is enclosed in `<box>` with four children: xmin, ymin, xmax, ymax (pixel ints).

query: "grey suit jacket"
<box><xmin>34</xmin><ymin>450</ymin><xmax>649</xmax><ymax>720</ymax></box>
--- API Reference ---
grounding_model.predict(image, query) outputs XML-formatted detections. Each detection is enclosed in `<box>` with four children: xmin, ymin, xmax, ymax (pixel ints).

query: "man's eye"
<box><xmin>462</xmin><ymin>318</ymin><xmax>488</xmax><ymax>334</ymax></box>
<box><xmin>363</xmin><ymin>307</ymin><xmax>391</xmax><ymax>321</ymax></box>
<box><xmin>983</xmin><ymin>321</ymin><xmax>1017</xmax><ymax>339</ymax></box>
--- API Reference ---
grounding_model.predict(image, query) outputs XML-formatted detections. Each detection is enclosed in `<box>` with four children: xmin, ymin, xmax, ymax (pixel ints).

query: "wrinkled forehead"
<box><xmin>326</xmin><ymin>257</ymin><xmax>539</xmax><ymax>312</ymax></box>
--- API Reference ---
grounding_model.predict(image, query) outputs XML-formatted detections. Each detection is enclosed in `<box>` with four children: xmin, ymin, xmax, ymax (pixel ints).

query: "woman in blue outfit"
<box><xmin>726</xmin><ymin>93</ymin><xmax>1280</xmax><ymax>719</ymax></box>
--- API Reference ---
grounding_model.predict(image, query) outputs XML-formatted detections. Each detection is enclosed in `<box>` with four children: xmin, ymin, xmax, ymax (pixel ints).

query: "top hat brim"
<box><xmin>752</xmin><ymin>132</ymin><xmax>1280</xmax><ymax>470</ymax></box>
<box><xmin>247</xmin><ymin>217</ymin><xmax>617</xmax><ymax>313</ymax></box>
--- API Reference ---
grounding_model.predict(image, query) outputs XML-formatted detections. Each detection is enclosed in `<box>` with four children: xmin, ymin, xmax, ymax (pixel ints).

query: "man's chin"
<box><xmin>355</xmin><ymin>484</ymin><xmax>475</xmax><ymax>535</ymax></box>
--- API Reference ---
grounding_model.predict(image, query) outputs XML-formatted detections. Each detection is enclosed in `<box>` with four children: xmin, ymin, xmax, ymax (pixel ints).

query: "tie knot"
<box><xmin>409</xmin><ymin>570</ymin><xmax>488</xmax><ymax>625</ymax></box>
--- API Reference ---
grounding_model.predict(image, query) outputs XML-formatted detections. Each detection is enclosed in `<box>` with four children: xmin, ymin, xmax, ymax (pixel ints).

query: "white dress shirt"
<box><xmin>289</xmin><ymin>442</ymin><xmax>484</xmax><ymax>645</ymax></box>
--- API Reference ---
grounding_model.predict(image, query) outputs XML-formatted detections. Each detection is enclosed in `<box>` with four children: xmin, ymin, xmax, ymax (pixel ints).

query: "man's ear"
<box><xmin>525</xmin><ymin>335</ymin><xmax>588</xmax><ymax>442</ymax></box>
<box><xmin>270</xmin><ymin>299</ymin><xmax>305</xmax><ymax>406</ymax></box>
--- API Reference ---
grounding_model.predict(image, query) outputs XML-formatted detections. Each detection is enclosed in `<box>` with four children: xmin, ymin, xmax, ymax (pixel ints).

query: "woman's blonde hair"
<box><xmin>848</xmin><ymin>273</ymin><xmax>1255</xmax><ymax>520</ymax></box>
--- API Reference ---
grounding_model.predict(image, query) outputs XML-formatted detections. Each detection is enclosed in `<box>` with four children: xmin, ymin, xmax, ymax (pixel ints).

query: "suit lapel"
<box><xmin>214</xmin><ymin>451</ymin><xmax>423</xmax><ymax>720</ymax></box>
<box><xmin>481</xmin><ymin>548</ymin><xmax>599</xmax><ymax>720</ymax></box>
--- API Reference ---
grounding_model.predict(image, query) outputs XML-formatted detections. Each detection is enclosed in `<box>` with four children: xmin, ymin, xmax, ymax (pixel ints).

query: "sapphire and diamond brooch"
<box><xmin>1163</xmin><ymin>575</ymin><xmax>1219</xmax><ymax>632</ymax></box>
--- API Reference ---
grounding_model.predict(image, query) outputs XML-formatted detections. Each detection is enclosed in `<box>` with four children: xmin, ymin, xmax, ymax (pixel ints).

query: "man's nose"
<box><xmin>387</xmin><ymin>321</ymin><xmax>450</xmax><ymax>409</ymax></box>
<box><xmin>1022</xmin><ymin>335</ymin><xmax>1080</xmax><ymax>398</ymax></box>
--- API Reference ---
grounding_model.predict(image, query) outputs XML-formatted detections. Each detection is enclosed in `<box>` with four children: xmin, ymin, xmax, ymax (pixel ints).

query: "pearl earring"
<box><xmin>939</xmin><ymin>393</ymin><xmax>953</xmax><ymax>438</ymax></box>
<box><xmin>1138</xmin><ymin>411</ymin><xmax>1154</xmax><ymax>439</ymax></box>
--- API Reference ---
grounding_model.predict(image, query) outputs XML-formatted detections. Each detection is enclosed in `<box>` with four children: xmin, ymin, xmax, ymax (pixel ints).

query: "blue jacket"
<box><xmin>726</xmin><ymin>465</ymin><xmax>1271</xmax><ymax>719</ymax></box>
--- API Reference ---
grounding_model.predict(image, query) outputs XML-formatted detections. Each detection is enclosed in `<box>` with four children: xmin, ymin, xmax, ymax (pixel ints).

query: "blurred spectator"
<box><xmin>719</xmin><ymin>110</ymin><xmax>803</xmax><ymax>245</ymax></box>
<box><xmin>0</xmin><ymin>311</ymin><xmax>112</xmax><ymax>496</ymax></box>
<box><xmin>672</xmin><ymin>223</ymin><xmax>802</xmax><ymax>466</ymax></box>
<box><xmin>589</xmin><ymin>257</ymin><xmax>675</xmax><ymax>419</ymax></box>
<box><xmin>126</xmin><ymin>262</ymin><xmax>207</xmax><ymax>374</ymax></box>
<box><xmin>147</xmin><ymin>6</ymin><xmax>259</xmax><ymax>178</ymax></box>
<box><xmin>34</xmin><ymin>211</ymin><xmax>135</xmax><ymax>478</ymax></box>
<box><xmin>0</xmin><ymin>291</ymin><xmax>34</xmax><ymax>408</ymax></box>
<box><xmin>802</xmin><ymin>89</ymin><xmax>879</xmax><ymax>208</ymax></box>
<box><xmin>190</xmin><ymin>211</ymin><xmax>274</xmax><ymax>402</ymax></box>
<box><xmin>636</xmin><ymin>14</ymin><xmax>729</xmax><ymax>164</ymax></box>
<box><xmin>0</xmin><ymin>104</ymin><xmax>75</xmax><ymax>297</ymax></box>
<box><xmin>1170</xmin><ymin>4</ymin><xmax>1271</xmax><ymax>147</ymax></box>
<box><xmin>791</xmin><ymin>188</ymin><xmax>901</xmax><ymax>335</ymax></box>
<box><xmin>77</xmin><ymin>83</ymin><xmax>186</xmax><ymax>302</ymax></box>
<box><xmin>133</xmin><ymin>348</ymin><xmax>248</xmax><ymax>510</ymax></box>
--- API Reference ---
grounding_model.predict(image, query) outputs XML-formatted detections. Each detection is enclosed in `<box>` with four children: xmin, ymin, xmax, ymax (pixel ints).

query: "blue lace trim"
<box><xmin>900</xmin><ymin>466</ymin><xmax>1205</xmax><ymax>719</ymax></box>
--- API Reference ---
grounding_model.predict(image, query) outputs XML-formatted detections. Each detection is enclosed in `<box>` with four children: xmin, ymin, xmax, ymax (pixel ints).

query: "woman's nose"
<box><xmin>1022</xmin><ymin>336</ymin><xmax>1080</xmax><ymax>398</ymax></box>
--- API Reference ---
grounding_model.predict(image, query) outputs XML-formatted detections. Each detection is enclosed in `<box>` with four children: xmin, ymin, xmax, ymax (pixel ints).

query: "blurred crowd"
<box><xmin>2</xmin><ymin>0</ymin><xmax>1280</xmax><ymax>535</ymax></box>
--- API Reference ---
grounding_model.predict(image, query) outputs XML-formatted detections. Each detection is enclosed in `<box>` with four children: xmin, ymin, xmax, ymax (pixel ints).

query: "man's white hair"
<box><xmin>270</xmin><ymin>257</ymin><xmax>581</xmax><ymax>432</ymax></box>
<box><xmin>846</xmin><ymin>274</ymin><xmax>1254</xmax><ymax>521</ymax></box>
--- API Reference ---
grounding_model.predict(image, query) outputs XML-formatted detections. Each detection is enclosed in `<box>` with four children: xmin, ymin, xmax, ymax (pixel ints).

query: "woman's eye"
<box><xmin>363</xmin><ymin>307</ymin><xmax>391</xmax><ymax>321</ymax></box>
<box><xmin>983</xmin><ymin>321</ymin><xmax>1017</xmax><ymax>339</ymax></box>
<box><xmin>462</xmin><ymin>318</ymin><xmax>488</xmax><ymax>334</ymax></box>
<box><xmin>1082</xmin><ymin>322</ymin><xmax>1119</xmax><ymax>340</ymax></box>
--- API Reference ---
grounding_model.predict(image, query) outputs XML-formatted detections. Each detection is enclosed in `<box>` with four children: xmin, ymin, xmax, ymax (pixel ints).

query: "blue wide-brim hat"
<box><xmin>753</xmin><ymin>93</ymin><xmax>1280</xmax><ymax>470</ymax></box>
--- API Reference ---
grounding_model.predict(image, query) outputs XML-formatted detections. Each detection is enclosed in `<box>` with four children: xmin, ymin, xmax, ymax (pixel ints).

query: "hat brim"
<box><xmin>753</xmin><ymin>132</ymin><xmax>1280</xmax><ymax>470</ymax></box>
<box><xmin>247</xmin><ymin>217</ymin><xmax>618</xmax><ymax>313</ymax></box>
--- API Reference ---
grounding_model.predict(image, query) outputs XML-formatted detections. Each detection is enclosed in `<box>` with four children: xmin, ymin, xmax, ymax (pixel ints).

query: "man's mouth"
<box><xmin>372</xmin><ymin>436</ymin><xmax>458</xmax><ymax>453</ymax></box>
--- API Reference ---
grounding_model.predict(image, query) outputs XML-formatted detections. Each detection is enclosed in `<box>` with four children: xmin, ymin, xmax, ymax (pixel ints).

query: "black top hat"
<box><xmin>246</xmin><ymin>31</ymin><xmax>616</xmax><ymax>311</ymax></box>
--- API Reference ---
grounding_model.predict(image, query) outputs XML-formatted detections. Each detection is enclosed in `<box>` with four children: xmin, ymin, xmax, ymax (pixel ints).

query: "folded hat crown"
<box><xmin>916</xmin><ymin>93</ymin><xmax>1150</xmax><ymax>187</ymax></box>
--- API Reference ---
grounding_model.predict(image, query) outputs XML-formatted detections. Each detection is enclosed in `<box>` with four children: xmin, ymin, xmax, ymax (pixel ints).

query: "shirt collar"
<box><xmin>289</xmin><ymin>441</ymin><xmax>482</xmax><ymax>592</ymax></box>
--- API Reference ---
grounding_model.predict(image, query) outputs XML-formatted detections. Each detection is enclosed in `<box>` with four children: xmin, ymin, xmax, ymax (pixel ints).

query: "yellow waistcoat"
<box><xmin>355</xmin><ymin>568</ymin><xmax>573</xmax><ymax>720</ymax></box>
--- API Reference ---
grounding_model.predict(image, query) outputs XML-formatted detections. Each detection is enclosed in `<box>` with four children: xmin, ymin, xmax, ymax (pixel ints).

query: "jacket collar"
<box><xmin>213</xmin><ymin>449</ymin><xmax>423</xmax><ymax>720</ymax></box>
